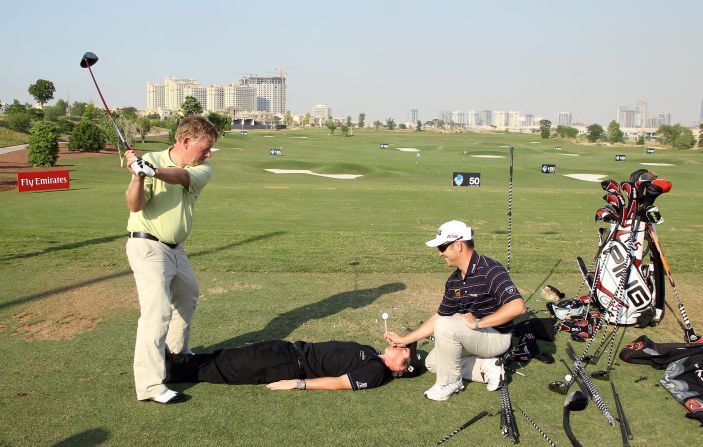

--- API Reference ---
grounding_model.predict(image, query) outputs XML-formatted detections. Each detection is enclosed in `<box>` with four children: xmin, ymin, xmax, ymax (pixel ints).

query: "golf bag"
<box><xmin>587</xmin><ymin>170</ymin><xmax>667</xmax><ymax>326</ymax></box>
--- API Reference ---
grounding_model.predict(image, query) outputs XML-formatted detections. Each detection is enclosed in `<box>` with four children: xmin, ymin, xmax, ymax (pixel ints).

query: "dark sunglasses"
<box><xmin>437</xmin><ymin>239</ymin><xmax>459</xmax><ymax>253</ymax></box>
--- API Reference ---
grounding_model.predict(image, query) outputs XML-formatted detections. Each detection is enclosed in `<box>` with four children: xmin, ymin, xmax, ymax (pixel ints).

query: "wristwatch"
<box><xmin>297</xmin><ymin>379</ymin><xmax>306</xmax><ymax>390</ymax></box>
<box><xmin>474</xmin><ymin>318</ymin><xmax>481</xmax><ymax>330</ymax></box>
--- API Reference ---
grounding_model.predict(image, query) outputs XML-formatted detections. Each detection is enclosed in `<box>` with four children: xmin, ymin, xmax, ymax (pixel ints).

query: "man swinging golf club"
<box><xmin>125</xmin><ymin>116</ymin><xmax>218</xmax><ymax>404</ymax></box>
<box><xmin>385</xmin><ymin>220</ymin><xmax>526</xmax><ymax>400</ymax></box>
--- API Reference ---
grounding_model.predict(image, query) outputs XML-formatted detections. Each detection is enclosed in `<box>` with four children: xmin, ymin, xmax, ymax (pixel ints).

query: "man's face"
<box><xmin>437</xmin><ymin>240</ymin><xmax>461</xmax><ymax>268</ymax></box>
<box><xmin>383</xmin><ymin>346</ymin><xmax>411</xmax><ymax>373</ymax></box>
<box><xmin>183</xmin><ymin>137</ymin><xmax>213</xmax><ymax>166</ymax></box>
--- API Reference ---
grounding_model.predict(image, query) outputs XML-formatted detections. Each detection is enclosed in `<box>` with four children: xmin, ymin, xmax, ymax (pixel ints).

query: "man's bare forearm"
<box><xmin>154</xmin><ymin>167</ymin><xmax>190</xmax><ymax>186</ymax></box>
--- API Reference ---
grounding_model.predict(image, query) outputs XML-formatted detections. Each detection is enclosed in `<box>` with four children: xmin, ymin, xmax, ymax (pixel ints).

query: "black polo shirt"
<box><xmin>437</xmin><ymin>251</ymin><xmax>522</xmax><ymax>333</ymax></box>
<box><xmin>296</xmin><ymin>341</ymin><xmax>393</xmax><ymax>390</ymax></box>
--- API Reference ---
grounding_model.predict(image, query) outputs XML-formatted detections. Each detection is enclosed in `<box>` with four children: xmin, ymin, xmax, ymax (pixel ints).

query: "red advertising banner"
<box><xmin>17</xmin><ymin>170</ymin><xmax>70</xmax><ymax>192</ymax></box>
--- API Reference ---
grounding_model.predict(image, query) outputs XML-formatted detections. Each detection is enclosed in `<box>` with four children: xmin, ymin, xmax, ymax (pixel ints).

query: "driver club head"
<box><xmin>548</xmin><ymin>380</ymin><xmax>571</xmax><ymax>395</ymax></box>
<box><xmin>564</xmin><ymin>390</ymin><xmax>588</xmax><ymax>411</ymax></box>
<box><xmin>591</xmin><ymin>370</ymin><xmax>610</xmax><ymax>381</ymax></box>
<box><xmin>80</xmin><ymin>52</ymin><xmax>99</xmax><ymax>68</ymax></box>
<box><xmin>582</xmin><ymin>355</ymin><xmax>598</xmax><ymax>365</ymax></box>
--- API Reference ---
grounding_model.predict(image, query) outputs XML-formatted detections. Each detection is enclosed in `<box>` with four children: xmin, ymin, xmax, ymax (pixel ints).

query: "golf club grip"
<box><xmin>563</xmin><ymin>408</ymin><xmax>583</xmax><ymax>447</ymax></box>
<box><xmin>611</xmin><ymin>382</ymin><xmax>633</xmax><ymax>442</ymax></box>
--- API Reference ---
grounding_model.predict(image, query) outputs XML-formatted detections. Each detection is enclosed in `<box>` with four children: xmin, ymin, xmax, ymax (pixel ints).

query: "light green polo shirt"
<box><xmin>126</xmin><ymin>148</ymin><xmax>212</xmax><ymax>244</ymax></box>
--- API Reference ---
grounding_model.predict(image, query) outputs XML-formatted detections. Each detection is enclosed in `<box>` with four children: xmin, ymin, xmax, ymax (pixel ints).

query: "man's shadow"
<box><xmin>203</xmin><ymin>282</ymin><xmax>406</xmax><ymax>351</ymax></box>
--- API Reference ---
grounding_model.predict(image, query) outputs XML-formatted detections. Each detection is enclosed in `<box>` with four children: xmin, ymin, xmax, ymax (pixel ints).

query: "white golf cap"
<box><xmin>425</xmin><ymin>220</ymin><xmax>473</xmax><ymax>247</ymax></box>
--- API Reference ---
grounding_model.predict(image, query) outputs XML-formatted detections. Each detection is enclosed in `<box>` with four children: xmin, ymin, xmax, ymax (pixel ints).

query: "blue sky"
<box><xmin>2</xmin><ymin>0</ymin><xmax>701</xmax><ymax>125</ymax></box>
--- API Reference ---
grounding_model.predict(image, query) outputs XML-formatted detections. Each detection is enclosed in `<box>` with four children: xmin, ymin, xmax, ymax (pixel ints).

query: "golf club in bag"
<box><xmin>79</xmin><ymin>52</ymin><xmax>153</xmax><ymax>178</ymax></box>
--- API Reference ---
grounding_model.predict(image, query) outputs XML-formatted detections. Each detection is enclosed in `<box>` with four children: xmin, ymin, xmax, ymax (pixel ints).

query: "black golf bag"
<box><xmin>585</xmin><ymin>169</ymin><xmax>668</xmax><ymax>326</ymax></box>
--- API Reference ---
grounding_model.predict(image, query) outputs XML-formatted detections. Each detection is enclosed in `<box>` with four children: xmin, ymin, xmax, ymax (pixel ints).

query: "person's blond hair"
<box><xmin>176</xmin><ymin>116</ymin><xmax>218</xmax><ymax>144</ymax></box>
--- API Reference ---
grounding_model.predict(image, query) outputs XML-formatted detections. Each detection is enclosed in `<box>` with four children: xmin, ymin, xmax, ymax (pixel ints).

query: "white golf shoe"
<box><xmin>481</xmin><ymin>358</ymin><xmax>504</xmax><ymax>392</ymax></box>
<box><xmin>424</xmin><ymin>379</ymin><xmax>465</xmax><ymax>401</ymax></box>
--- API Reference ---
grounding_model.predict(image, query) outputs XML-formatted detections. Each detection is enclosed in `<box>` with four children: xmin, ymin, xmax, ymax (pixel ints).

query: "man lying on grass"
<box><xmin>164</xmin><ymin>339</ymin><xmax>424</xmax><ymax>394</ymax></box>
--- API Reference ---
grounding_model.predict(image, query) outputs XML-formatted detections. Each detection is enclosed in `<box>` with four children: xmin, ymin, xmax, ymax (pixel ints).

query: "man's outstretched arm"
<box><xmin>266</xmin><ymin>375</ymin><xmax>352</xmax><ymax>391</ymax></box>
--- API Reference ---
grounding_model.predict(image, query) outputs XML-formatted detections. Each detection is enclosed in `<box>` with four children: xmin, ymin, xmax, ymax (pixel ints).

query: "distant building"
<box><xmin>635</xmin><ymin>101</ymin><xmax>648</xmax><ymax>128</ymax></box>
<box><xmin>452</xmin><ymin>111</ymin><xmax>466</xmax><ymax>126</ymax></box>
<box><xmin>523</xmin><ymin>114</ymin><xmax>535</xmax><ymax>127</ymax></box>
<box><xmin>164</xmin><ymin>76</ymin><xmax>199</xmax><ymax>111</ymax></box>
<box><xmin>206</xmin><ymin>85</ymin><xmax>224</xmax><ymax>113</ymax></box>
<box><xmin>467</xmin><ymin>110</ymin><xmax>477</xmax><ymax>126</ymax></box>
<box><xmin>146</xmin><ymin>82</ymin><xmax>165</xmax><ymax>112</ymax></box>
<box><xmin>409</xmin><ymin>108</ymin><xmax>419</xmax><ymax>124</ymax></box>
<box><xmin>617</xmin><ymin>106</ymin><xmax>636</xmax><ymax>128</ymax></box>
<box><xmin>241</xmin><ymin>76</ymin><xmax>286</xmax><ymax>115</ymax></box>
<box><xmin>558</xmin><ymin>112</ymin><xmax>572</xmax><ymax>126</ymax></box>
<box><xmin>493</xmin><ymin>111</ymin><xmax>506</xmax><ymax>127</ymax></box>
<box><xmin>224</xmin><ymin>83</ymin><xmax>256</xmax><ymax>113</ymax></box>
<box><xmin>507</xmin><ymin>111</ymin><xmax>520</xmax><ymax>127</ymax></box>
<box><xmin>656</xmin><ymin>110</ymin><xmax>671</xmax><ymax>127</ymax></box>
<box><xmin>700</xmin><ymin>98</ymin><xmax>703</xmax><ymax>123</ymax></box>
<box><xmin>312</xmin><ymin>104</ymin><xmax>331</xmax><ymax>125</ymax></box>
<box><xmin>479</xmin><ymin>110</ymin><xmax>492</xmax><ymax>126</ymax></box>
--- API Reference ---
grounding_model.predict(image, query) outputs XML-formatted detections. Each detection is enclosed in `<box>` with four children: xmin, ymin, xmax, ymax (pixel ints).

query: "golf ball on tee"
<box><xmin>382</xmin><ymin>312</ymin><xmax>389</xmax><ymax>320</ymax></box>
<box><xmin>565</xmin><ymin>374</ymin><xmax>573</xmax><ymax>382</ymax></box>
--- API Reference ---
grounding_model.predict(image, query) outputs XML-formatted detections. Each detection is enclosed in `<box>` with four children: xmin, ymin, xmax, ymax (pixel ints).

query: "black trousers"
<box><xmin>165</xmin><ymin>340</ymin><xmax>305</xmax><ymax>385</ymax></box>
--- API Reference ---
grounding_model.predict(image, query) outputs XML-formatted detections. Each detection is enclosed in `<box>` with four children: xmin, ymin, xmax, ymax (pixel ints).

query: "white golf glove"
<box><xmin>130</xmin><ymin>157</ymin><xmax>156</xmax><ymax>178</ymax></box>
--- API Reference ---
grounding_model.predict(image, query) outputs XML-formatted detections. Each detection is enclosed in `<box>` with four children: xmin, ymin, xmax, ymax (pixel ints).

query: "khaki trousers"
<box><xmin>126</xmin><ymin>238</ymin><xmax>199</xmax><ymax>400</ymax></box>
<box><xmin>425</xmin><ymin>314</ymin><xmax>512</xmax><ymax>385</ymax></box>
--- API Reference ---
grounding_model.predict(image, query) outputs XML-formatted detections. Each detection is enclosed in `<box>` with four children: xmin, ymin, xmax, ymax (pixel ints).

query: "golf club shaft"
<box><xmin>516</xmin><ymin>405</ymin><xmax>557</xmax><ymax>447</ymax></box>
<box><xmin>611</xmin><ymin>382</ymin><xmax>633</xmax><ymax>441</ymax></box>
<box><xmin>647</xmin><ymin>225</ymin><xmax>699</xmax><ymax>342</ymax></box>
<box><xmin>436</xmin><ymin>410</ymin><xmax>488</xmax><ymax>445</ymax></box>
<box><xmin>506</xmin><ymin>146</ymin><xmax>514</xmax><ymax>273</ymax></box>
<box><xmin>85</xmin><ymin>64</ymin><xmax>130</xmax><ymax>152</ymax></box>
<box><xmin>566</xmin><ymin>344</ymin><xmax>615</xmax><ymax>426</ymax></box>
<box><xmin>563</xmin><ymin>407</ymin><xmax>583</xmax><ymax>447</ymax></box>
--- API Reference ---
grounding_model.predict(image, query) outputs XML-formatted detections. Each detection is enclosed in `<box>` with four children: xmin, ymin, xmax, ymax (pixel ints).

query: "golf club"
<box><xmin>506</xmin><ymin>146</ymin><xmax>514</xmax><ymax>273</ymax></box>
<box><xmin>436</xmin><ymin>410</ymin><xmax>488</xmax><ymax>445</ymax></box>
<box><xmin>566</xmin><ymin>343</ymin><xmax>615</xmax><ymax>426</ymax></box>
<box><xmin>563</xmin><ymin>390</ymin><xmax>588</xmax><ymax>447</ymax></box>
<box><xmin>516</xmin><ymin>405</ymin><xmax>557</xmax><ymax>447</ymax></box>
<box><xmin>79</xmin><ymin>52</ymin><xmax>130</xmax><ymax>155</ymax></box>
<box><xmin>611</xmin><ymin>381</ymin><xmax>633</xmax><ymax>445</ymax></box>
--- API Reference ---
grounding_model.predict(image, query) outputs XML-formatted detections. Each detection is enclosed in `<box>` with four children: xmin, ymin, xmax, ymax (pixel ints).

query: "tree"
<box><xmin>206</xmin><ymin>112</ymin><xmax>231</xmax><ymax>137</ymax></box>
<box><xmin>636</xmin><ymin>135</ymin><xmax>645</xmax><ymax>145</ymax></box>
<box><xmin>284</xmin><ymin>111</ymin><xmax>293</xmax><ymax>127</ymax></box>
<box><xmin>586</xmin><ymin>123</ymin><xmax>605</xmax><ymax>142</ymax></box>
<box><xmin>398</xmin><ymin>123</ymin><xmax>407</xmax><ymax>129</ymax></box>
<box><xmin>304</xmin><ymin>112</ymin><xmax>311</xmax><ymax>126</ymax></box>
<box><xmin>27</xmin><ymin>79</ymin><xmax>55</xmax><ymax>108</ymax></box>
<box><xmin>70</xmin><ymin>101</ymin><xmax>87</xmax><ymax>118</ymax></box>
<box><xmin>539</xmin><ymin>119</ymin><xmax>552</xmax><ymax>138</ymax></box>
<box><xmin>120</xmin><ymin>107</ymin><xmax>139</xmax><ymax>121</ymax></box>
<box><xmin>68</xmin><ymin>120</ymin><xmax>106</xmax><ymax>152</ymax></box>
<box><xmin>386</xmin><ymin>117</ymin><xmax>396</xmax><ymax>130</ymax></box>
<box><xmin>373</xmin><ymin>120</ymin><xmax>382</xmax><ymax>131</ymax></box>
<box><xmin>358</xmin><ymin>113</ymin><xmax>366</xmax><ymax>128</ymax></box>
<box><xmin>341</xmin><ymin>124</ymin><xmax>349</xmax><ymax>137</ymax></box>
<box><xmin>673</xmin><ymin>127</ymin><xmax>695</xmax><ymax>150</ymax></box>
<box><xmin>5</xmin><ymin>112</ymin><xmax>33</xmax><ymax>133</ymax></box>
<box><xmin>416</xmin><ymin>120</ymin><xmax>422</xmax><ymax>132</ymax></box>
<box><xmin>556</xmin><ymin>125</ymin><xmax>578</xmax><ymax>138</ymax></box>
<box><xmin>699</xmin><ymin>124</ymin><xmax>703</xmax><ymax>148</ymax></box>
<box><xmin>607</xmin><ymin>120</ymin><xmax>624</xmax><ymax>143</ymax></box>
<box><xmin>27</xmin><ymin>121</ymin><xmax>59</xmax><ymax>167</ymax></box>
<box><xmin>136</xmin><ymin>117</ymin><xmax>152</xmax><ymax>143</ymax></box>
<box><xmin>82</xmin><ymin>103</ymin><xmax>98</xmax><ymax>121</ymax></box>
<box><xmin>180</xmin><ymin>96</ymin><xmax>203</xmax><ymax>117</ymax></box>
<box><xmin>5</xmin><ymin>99</ymin><xmax>27</xmax><ymax>115</ymax></box>
<box><xmin>326</xmin><ymin>119</ymin><xmax>336</xmax><ymax>134</ymax></box>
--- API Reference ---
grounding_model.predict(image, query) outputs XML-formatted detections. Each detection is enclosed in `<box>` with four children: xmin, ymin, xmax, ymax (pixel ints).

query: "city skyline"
<box><xmin>2</xmin><ymin>0</ymin><xmax>702</xmax><ymax>126</ymax></box>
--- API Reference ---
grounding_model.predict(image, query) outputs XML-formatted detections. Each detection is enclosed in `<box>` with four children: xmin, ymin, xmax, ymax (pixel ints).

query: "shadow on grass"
<box><xmin>1</xmin><ymin>234</ymin><xmax>123</xmax><ymax>261</ymax></box>
<box><xmin>204</xmin><ymin>282</ymin><xmax>407</xmax><ymax>351</ymax></box>
<box><xmin>0</xmin><ymin>231</ymin><xmax>286</xmax><ymax>311</ymax></box>
<box><xmin>51</xmin><ymin>428</ymin><xmax>109</xmax><ymax>446</ymax></box>
<box><xmin>523</xmin><ymin>259</ymin><xmax>562</xmax><ymax>308</ymax></box>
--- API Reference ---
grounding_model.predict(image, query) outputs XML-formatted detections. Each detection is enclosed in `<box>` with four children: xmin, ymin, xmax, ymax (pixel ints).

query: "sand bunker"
<box><xmin>558</xmin><ymin>153</ymin><xmax>579</xmax><ymax>156</ymax></box>
<box><xmin>265</xmin><ymin>169</ymin><xmax>362</xmax><ymax>180</ymax></box>
<box><xmin>471</xmin><ymin>155</ymin><xmax>505</xmax><ymax>159</ymax></box>
<box><xmin>397</xmin><ymin>148</ymin><xmax>419</xmax><ymax>152</ymax></box>
<box><xmin>529</xmin><ymin>142</ymin><xmax>541</xmax><ymax>144</ymax></box>
<box><xmin>641</xmin><ymin>163</ymin><xmax>674</xmax><ymax>166</ymax></box>
<box><xmin>563</xmin><ymin>173</ymin><xmax>606</xmax><ymax>182</ymax></box>
<box><xmin>290</xmin><ymin>136</ymin><xmax>308</xmax><ymax>139</ymax></box>
<box><xmin>262</xmin><ymin>135</ymin><xmax>274</xmax><ymax>138</ymax></box>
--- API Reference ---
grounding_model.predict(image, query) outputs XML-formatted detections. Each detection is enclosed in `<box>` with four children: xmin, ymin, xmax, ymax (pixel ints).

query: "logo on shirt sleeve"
<box><xmin>355</xmin><ymin>381</ymin><xmax>368</xmax><ymax>389</ymax></box>
<box><xmin>506</xmin><ymin>286</ymin><xmax>516</xmax><ymax>294</ymax></box>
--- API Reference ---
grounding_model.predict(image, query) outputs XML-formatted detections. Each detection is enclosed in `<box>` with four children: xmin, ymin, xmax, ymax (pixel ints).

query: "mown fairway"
<box><xmin>1</xmin><ymin>128</ymin><xmax>701</xmax><ymax>446</ymax></box>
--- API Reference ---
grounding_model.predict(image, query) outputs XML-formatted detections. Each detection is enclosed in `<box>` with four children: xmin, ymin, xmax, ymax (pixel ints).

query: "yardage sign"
<box><xmin>17</xmin><ymin>170</ymin><xmax>70</xmax><ymax>192</ymax></box>
<box><xmin>646</xmin><ymin>147</ymin><xmax>655</xmax><ymax>154</ymax></box>
<box><xmin>380</xmin><ymin>143</ymin><xmax>389</xmax><ymax>149</ymax></box>
<box><xmin>270</xmin><ymin>148</ymin><xmax>282</xmax><ymax>156</ymax></box>
<box><xmin>554</xmin><ymin>146</ymin><xmax>562</xmax><ymax>151</ymax></box>
<box><xmin>541</xmin><ymin>164</ymin><xmax>556</xmax><ymax>174</ymax></box>
<box><xmin>240</xmin><ymin>131</ymin><xmax>248</xmax><ymax>136</ymax></box>
<box><xmin>452</xmin><ymin>172</ymin><xmax>481</xmax><ymax>187</ymax></box>
<box><xmin>615</xmin><ymin>154</ymin><xmax>626</xmax><ymax>161</ymax></box>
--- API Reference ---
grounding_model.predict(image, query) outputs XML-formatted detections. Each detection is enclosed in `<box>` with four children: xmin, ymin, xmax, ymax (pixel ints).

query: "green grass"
<box><xmin>1</xmin><ymin>128</ymin><xmax>701</xmax><ymax>446</ymax></box>
<box><xmin>0</xmin><ymin>126</ymin><xmax>28</xmax><ymax>147</ymax></box>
